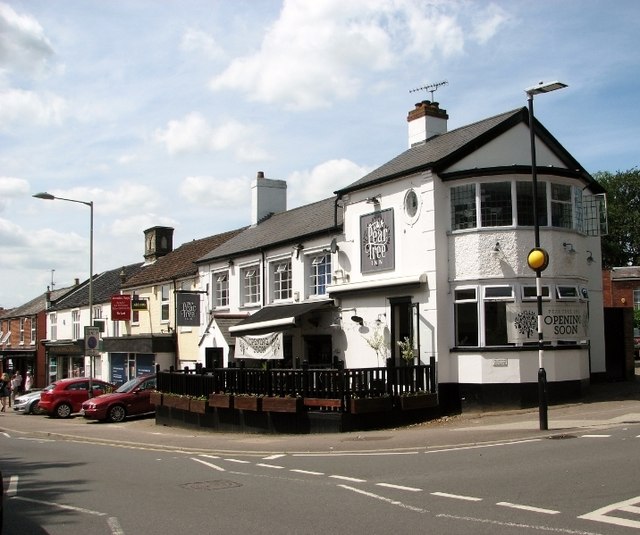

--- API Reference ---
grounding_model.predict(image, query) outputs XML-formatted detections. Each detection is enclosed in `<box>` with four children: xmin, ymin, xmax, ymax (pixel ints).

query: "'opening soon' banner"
<box><xmin>506</xmin><ymin>302</ymin><xmax>588</xmax><ymax>343</ymax></box>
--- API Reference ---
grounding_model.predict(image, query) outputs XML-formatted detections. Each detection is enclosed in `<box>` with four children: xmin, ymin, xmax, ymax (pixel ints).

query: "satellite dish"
<box><xmin>330</xmin><ymin>238</ymin><xmax>339</xmax><ymax>254</ymax></box>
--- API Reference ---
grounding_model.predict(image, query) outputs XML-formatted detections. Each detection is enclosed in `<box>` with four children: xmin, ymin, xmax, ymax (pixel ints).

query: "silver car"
<box><xmin>12</xmin><ymin>390</ymin><xmax>43</xmax><ymax>414</ymax></box>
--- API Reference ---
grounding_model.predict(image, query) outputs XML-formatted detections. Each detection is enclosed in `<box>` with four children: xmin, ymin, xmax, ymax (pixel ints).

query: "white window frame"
<box><xmin>241</xmin><ymin>265</ymin><xmax>261</xmax><ymax>306</ymax></box>
<box><xmin>19</xmin><ymin>318</ymin><xmax>25</xmax><ymax>344</ymax></box>
<box><xmin>30</xmin><ymin>316</ymin><xmax>36</xmax><ymax>345</ymax></box>
<box><xmin>161</xmin><ymin>284</ymin><xmax>170</xmax><ymax>323</ymax></box>
<box><xmin>521</xmin><ymin>285</ymin><xmax>551</xmax><ymax>301</ymax></box>
<box><xmin>556</xmin><ymin>285</ymin><xmax>580</xmax><ymax>300</ymax></box>
<box><xmin>50</xmin><ymin>313</ymin><xmax>57</xmax><ymax>341</ymax></box>
<box><xmin>214</xmin><ymin>270</ymin><xmax>229</xmax><ymax>308</ymax></box>
<box><xmin>272</xmin><ymin>260</ymin><xmax>292</xmax><ymax>302</ymax></box>
<box><xmin>308</xmin><ymin>253</ymin><xmax>332</xmax><ymax>297</ymax></box>
<box><xmin>72</xmin><ymin>310</ymin><xmax>81</xmax><ymax>340</ymax></box>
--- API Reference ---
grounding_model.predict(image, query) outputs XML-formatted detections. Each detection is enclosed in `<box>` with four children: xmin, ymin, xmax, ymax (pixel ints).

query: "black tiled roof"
<box><xmin>0</xmin><ymin>284</ymin><xmax>80</xmax><ymax>318</ymax></box>
<box><xmin>197</xmin><ymin>197</ymin><xmax>342</xmax><ymax>263</ymax></box>
<box><xmin>336</xmin><ymin>107</ymin><xmax>602</xmax><ymax>195</ymax></box>
<box><xmin>48</xmin><ymin>263</ymin><xmax>144</xmax><ymax>311</ymax></box>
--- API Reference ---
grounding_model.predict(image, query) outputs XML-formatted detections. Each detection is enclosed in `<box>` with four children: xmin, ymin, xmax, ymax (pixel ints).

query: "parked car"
<box><xmin>82</xmin><ymin>374</ymin><xmax>156</xmax><ymax>423</ymax></box>
<box><xmin>39</xmin><ymin>378</ymin><xmax>115</xmax><ymax>418</ymax></box>
<box><xmin>12</xmin><ymin>389</ymin><xmax>43</xmax><ymax>414</ymax></box>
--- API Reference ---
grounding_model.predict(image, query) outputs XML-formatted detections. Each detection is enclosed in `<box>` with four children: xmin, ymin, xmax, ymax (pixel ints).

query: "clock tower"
<box><xmin>143</xmin><ymin>226</ymin><xmax>174</xmax><ymax>264</ymax></box>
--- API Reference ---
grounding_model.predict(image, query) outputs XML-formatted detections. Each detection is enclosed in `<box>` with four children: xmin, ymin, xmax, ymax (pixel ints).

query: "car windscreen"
<box><xmin>115</xmin><ymin>377</ymin><xmax>140</xmax><ymax>393</ymax></box>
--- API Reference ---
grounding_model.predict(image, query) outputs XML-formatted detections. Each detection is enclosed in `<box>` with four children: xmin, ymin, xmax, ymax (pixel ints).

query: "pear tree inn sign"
<box><xmin>176</xmin><ymin>292</ymin><xmax>200</xmax><ymax>327</ymax></box>
<box><xmin>506</xmin><ymin>302</ymin><xmax>588</xmax><ymax>343</ymax></box>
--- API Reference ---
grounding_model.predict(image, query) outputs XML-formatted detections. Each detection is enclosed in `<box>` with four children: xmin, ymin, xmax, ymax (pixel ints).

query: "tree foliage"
<box><xmin>594</xmin><ymin>167</ymin><xmax>640</xmax><ymax>268</ymax></box>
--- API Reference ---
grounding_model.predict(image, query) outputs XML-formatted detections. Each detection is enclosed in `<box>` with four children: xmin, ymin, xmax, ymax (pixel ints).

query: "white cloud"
<box><xmin>470</xmin><ymin>4</ymin><xmax>511</xmax><ymax>45</ymax></box>
<box><xmin>179</xmin><ymin>175</ymin><xmax>250</xmax><ymax>208</ymax></box>
<box><xmin>0</xmin><ymin>89</ymin><xmax>67</xmax><ymax>128</ymax></box>
<box><xmin>0</xmin><ymin>2</ymin><xmax>54</xmax><ymax>78</ymax></box>
<box><xmin>154</xmin><ymin>113</ymin><xmax>270</xmax><ymax>162</ymax></box>
<box><xmin>181</xmin><ymin>27</ymin><xmax>224</xmax><ymax>60</ymax></box>
<box><xmin>287</xmin><ymin>159</ymin><xmax>370</xmax><ymax>206</ymax></box>
<box><xmin>0</xmin><ymin>176</ymin><xmax>29</xmax><ymax>213</ymax></box>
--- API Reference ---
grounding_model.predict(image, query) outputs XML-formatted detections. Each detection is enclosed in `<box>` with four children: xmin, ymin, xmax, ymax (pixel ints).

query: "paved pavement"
<box><xmin>2</xmin><ymin>372</ymin><xmax>640</xmax><ymax>455</ymax></box>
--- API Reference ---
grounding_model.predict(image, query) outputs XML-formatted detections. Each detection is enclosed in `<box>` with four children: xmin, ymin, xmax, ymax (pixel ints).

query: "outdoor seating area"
<box><xmin>153</xmin><ymin>358</ymin><xmax>438</xmax><ymax>434</ymax></box>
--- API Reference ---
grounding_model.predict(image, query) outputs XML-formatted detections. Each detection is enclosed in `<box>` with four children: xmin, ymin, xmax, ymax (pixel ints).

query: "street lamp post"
<box><xmin>33</xmin><ymin>192</ymin><xmax>95</xmax><ymax>394</ymax></box>
<box><xmin>524</xmin><ymin>81</ymin><xmax>567</xmax><ymax>431</ymax></box>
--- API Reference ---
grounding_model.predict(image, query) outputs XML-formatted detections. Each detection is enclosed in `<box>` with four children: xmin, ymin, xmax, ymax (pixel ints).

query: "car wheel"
<box><xmin>28</xmin><ymin>400</ymin><xmax>40</xmax><ymax>414</ymax></box>
<box><xmin>55</xmin><ymin>403</ymin><xmax>72</xmax><ymax>419</ymax></box>
<box><xmin>107</xmin><ymin>405</ymin><xmax>126</xmax><ymax>423</ymax></box>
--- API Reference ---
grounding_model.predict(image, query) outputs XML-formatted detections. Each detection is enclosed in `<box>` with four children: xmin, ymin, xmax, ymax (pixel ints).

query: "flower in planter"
<box><xmin>397</xmin><ymin>337</ymin><xmax>415</xmax><ymax>362</ymax></box>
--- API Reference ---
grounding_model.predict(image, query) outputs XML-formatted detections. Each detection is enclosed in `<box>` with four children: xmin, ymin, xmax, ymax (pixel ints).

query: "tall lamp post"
<box><xmin>33</xmin><ymin>192</ymin><xmax>95</xmax><ymax>392</ymax></box>
<box><xmin>524</xmin><ymin>81</ymin><xmax>567</xmax><ymax>431</ymax></box>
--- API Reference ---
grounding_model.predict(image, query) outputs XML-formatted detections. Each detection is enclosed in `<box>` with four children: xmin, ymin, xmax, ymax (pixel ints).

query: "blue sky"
<box><xmin>1</xmin><ymin>0</ymin><xmax>639</xmax><ymax>308</ymax></box>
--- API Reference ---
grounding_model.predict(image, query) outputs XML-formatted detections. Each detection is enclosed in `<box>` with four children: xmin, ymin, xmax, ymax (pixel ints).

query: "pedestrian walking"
<box><xmin>0</xmin><ymin>372</ymin><xmax>10</xmax><ymax>412</ymax></box>
<box><xmin>11</xmin><ymin>371</ymin><xmax>23</xmax><ymax>405</ymax></box>
<box><xmin>24</xmin><ymin>371</ymin><xmax>33</xmax><ymax>393</ymax></box>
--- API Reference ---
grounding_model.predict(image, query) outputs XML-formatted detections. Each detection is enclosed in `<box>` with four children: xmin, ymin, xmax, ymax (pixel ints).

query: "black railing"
<box><xmin>156</xmin><ymin>357</ymin><xmax>437</xmax><ymax>411</ymax></box>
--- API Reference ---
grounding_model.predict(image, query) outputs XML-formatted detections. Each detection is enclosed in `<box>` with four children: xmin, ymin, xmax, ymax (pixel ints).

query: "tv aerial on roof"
<box><xmin>409</xmin><ymin>80</ymin><xmax>448</xmax><ymax>100</ymax></box>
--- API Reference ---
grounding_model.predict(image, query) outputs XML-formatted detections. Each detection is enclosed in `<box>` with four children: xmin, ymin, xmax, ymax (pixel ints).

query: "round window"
<box><xmin>404</xmin><ymin>189</ymin><xmax>419</xmax><ymax>218</ymax></box>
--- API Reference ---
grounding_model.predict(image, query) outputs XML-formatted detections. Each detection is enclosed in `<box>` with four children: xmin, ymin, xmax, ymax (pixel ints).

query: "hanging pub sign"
<box><xmin>111</xmin><ymin>294</ymin><xmax>131</xmax><ymax>321</ymax></box>
<box><xmin>360</xmin><ymin>208</ymin><xmax>394</xmax><ymax>273</ymax></box>
<box><xmin>506</xmin><ymin>302</ymin><xmax>588</xmax><ymax>343</ymax></box>
<box><xmin>176</xmin><ymin>292</ymin><xmax>200</xmax><ymax>327</ymax></box>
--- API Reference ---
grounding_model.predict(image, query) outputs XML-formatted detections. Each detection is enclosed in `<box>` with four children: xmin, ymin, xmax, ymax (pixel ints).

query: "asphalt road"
<box><xmin>2</xmin><ymin>379</ymin><xmax>640</xmax><ymax>534</ymax></box>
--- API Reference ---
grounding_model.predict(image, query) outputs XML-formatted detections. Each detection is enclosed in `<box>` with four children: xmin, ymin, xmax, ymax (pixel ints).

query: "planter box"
<box><xmin>190</xmin><ymin>398</ymin><xmax>208</xmax><ymax>415</ymax></box>
<box><xmin>262</xmin><ymin>396</ymin><xmax>303</xmax><ymax>413</ymax></box>
<box><xmin>399</xmin><ymin>393</ymin><xmax>438</xmax><ymax>410</ymax></box>
<box><xmin>149</xmin><ymin>391</ymin><xmax>163</xmax><ymax>407</ymax></box>
<box><xmin>209</xmin><ymin>393</ymin><xmax>234</xmax><ymax>409</ymax></box>
<box><xmin>303</xmin><ymin>398</ymin><xmax>343</xmax><ymax>409</ymax></box>
<box><xmin>234</xmin><ymin>396</ymin><xmax>262</xmax><ymax>411</ymax></box>
<box><xmin>163</xmin><ymin>395</ymin><xmax>190</xmax><ymax>410</ymax></box>
<box><xmin>349</xmin><ymin>396</ymin><xmax>393</xmax><ymax>414</ymax></box>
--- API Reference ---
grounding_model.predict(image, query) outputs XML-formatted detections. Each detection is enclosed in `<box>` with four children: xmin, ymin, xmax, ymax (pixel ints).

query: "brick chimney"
<box><xmin>251</xmin><ymin>171</ymin><xmax>287</xmax><ymax>226</ymax></box>
<box><xmin>407</xmin><ymin>100</ymin><xmax>449</xmax><ymax>147</ymax></box>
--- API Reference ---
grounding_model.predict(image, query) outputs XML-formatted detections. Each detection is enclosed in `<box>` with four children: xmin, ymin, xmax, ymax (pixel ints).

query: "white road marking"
<box><xmin>427</xmin><ymin>438</ymin><xmax>542</xmax><ymax>453</ymax></box>
<box><xmin>293</xmin><ymin>451</ymin><xmax>419</xmax><ymax>457</ymax></box>
<box><xmin>329</xmin><ymin>474</ymin><xmax>367</xmax><ymax>483</ymax></box>
<box><xmin>191</xmin><ymin>457</ymin><xmax>225</xmax><ymax>471</ymax></box>
<box><xmin>581</xmin><ymin>434</ymin><xmax>611</xmax><ymax>438</ymax></box>
<box><xmin>224</xmin><ymin>458</ymin><xmax>250</xmax><ymax>464</ymax></box>
<box><xmin>107</xmin><ymin>516</ymin><xmax>125</xmax><ymax>535</ymax></box>
<box><xmin>376</xmin><ymin>483</ymin><xmax>422</xmax><ymax>492</ymax></box>
<box><xmin>431</xmin><ymin>491</ymin><xmax>482</xmax><ymax>502</ymax></box>
<box><xmin>338</xmin><ymin>484</ymin><xmax>427</xmax><ymax>513</ymax></box>
<box><xmin>199</xmin><ymin>454</ymin><xmax>220</xmax><ymax>459</ymax></box>
<box><xmin>6</xmin><ymin>475</ymin><xmax>18</xmax><ymax>497</ymax></box>
<box><xmin>263</xmin><ymin>454</ymin><xmax>285</xmax><ymax>460</ymax></box>
<box><xmin>578</xmin><ymin>496</ymin><xmax>640</xmax><ymax>529</ymax></box>
<box><xmin>11</xmin><ymin>495</ymin><xmax>106</xmax><ymax>516</ymax></box>
<box><xmin>497</xmin><ymin>501</ymin><xmax>560</xmax><ymax>515</ymax></box>
<box><xmin>437</xmin><ymin>513</ymin><xmax>604</xmax><ymax>534</ymax></box>
<box><xmin>256</xmin><ymin>463</ymin><xmax>285</xmax><ymax>469</ymax></box>
<box><xmin>290</xmin><ymin>469</ymin><xmax>324</xmax><ymax>476</ymax></box>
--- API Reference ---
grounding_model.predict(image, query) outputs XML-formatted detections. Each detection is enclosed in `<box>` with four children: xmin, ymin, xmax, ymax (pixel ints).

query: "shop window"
<box><xmin>522</xmin><ymin>285</ymin><xmax>550</xmax><ymax>300</ymax></box>
<box><xmin>483</xmin><ymin>286</ymin><xmax>514</xmax><ymax>346</ymax></box>
<box><xmin>454</xmin><ymin>287</ymin><xmax>478</xmax><ymax>346</ymax></box>
<box><xmin>556</xmin><ymin>286</ymin><xmax>579</xmax><ymax>300</ymax></box>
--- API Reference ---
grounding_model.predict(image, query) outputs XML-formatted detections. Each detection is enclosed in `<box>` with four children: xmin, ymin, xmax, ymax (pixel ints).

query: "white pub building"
<box><xmin>197</xmin><ymin>98</ymin><xmax>606</xmax><ymax>412</ymax></box>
